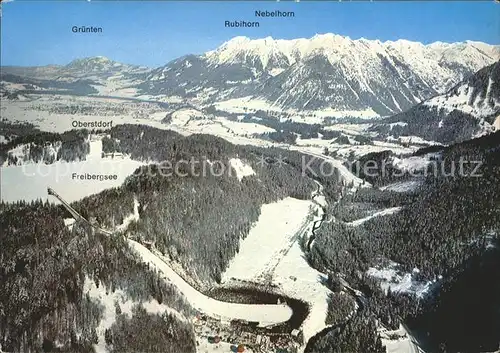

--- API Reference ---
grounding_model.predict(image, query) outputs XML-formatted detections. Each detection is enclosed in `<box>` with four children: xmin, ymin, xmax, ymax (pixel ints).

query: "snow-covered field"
<box><xmin>222</xmin><ymin>197</ymin><xmax>314</xmax><ymax>282</ymax></box>
<box><xmin>167</xmin><ymin>108</ymin><xmax>205</xmax><ymax>126</ymax></box>
<box><xmin>1</xmin><ymin>137</ymin><xmax>145</xmax><ymax>203</ymax></box>
<box><xmin>128</xmin><ymin>240</ymin><xmax>293</xmax><ymax>326</ymax></box>
<box><xmin>379</xmin><ymin>324</ymin><xmax>421</xmax><ymax>353</ymax></box>
<box><xmin>272</xmin><ymin>232</ymin><xmax>331</xmax><ymax>345</ymax></box>
<box><xmin>213</xmin><ymin>96</ymin><xmax>380</xmax><ymax>120</ymax></box>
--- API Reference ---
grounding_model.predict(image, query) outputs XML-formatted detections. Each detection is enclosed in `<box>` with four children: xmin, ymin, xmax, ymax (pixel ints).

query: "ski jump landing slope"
<box><xmin>128</xmin><ymin>240</ymin><xmax>293</xmax><ymax>326</ymax></box>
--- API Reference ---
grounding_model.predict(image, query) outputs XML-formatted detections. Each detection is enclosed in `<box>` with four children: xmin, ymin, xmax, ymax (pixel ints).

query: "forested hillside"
<box><xmin>308</xmin><ymin>131</ymin><xmax>500</xmax><ymax>352</ymax></box>
<box><xmin>90</xmin><ymin>124</ymin><xmax>345</xmax><ymax>285</ymax></box>
<box><xmin>0</xmin><ymin>122</ymin><xmax>91</xmax><ymax>165</ymax></box>
<box><xmin>0</xmin><ymin>200</ymin><xmax>195</xmax><ymax>353</ymax></box>
<box><xmin>370</xmin><ymin>60</ymin><xmax>500</xmax><ymax>144</ymax></box>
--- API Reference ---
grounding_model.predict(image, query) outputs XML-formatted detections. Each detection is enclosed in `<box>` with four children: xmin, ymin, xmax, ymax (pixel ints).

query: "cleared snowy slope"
<box><xmin>222</xmin><ymin>197</ymin><xmax>314</xmax><ymax>282</ymax></box>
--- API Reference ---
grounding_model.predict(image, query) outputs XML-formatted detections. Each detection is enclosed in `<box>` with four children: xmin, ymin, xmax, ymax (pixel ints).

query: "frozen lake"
<box><xmin>1</xmin><ymin>138</ymin><xmax>145</xmax><ymax>203</ymax></box>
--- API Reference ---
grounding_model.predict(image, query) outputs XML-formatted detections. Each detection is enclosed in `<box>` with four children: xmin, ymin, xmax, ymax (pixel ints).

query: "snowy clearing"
<box><xmin>167</xmin><ymin>108</ymin><xmax>205</xmax><ymax>126</ymax></box>
<box><xmin>221</xmin><ymin>194</ymin><xmax>333</xmax><ymax>348</ymax></box>
<box><xmin>379</xmin><ymin>324</ymin><xmax>421</xmax><ymax>353</ymax></box>
<box><xmin>392</xmin><ymin>155</ymin><xmax>432</xmax><ymax>173</ymax></box>
<box><xmin>367</xmin><ymin>261</ymin><xmax>439</xmax><ymax>298</ymax></box>
<box><xmin>347</xmin><ymin>207</ymin><xmax>402</xmax><ymax>227</ymax></box>
<box><xmin>228</xmin><ymin>158</ymin><xmax>255</xmax><ymax>181</ymax></box>
<box><xmin>116</xmin><ymin>197</ymin><xmax>140</xmax><ymax>232</ymax></box>
<box><xmin>380</xmin><ymin>180</ymin><xmax>422</xmax><ymax>193</ymax></box>
<box><xmin>83</xmin><ymin>276</ymin><xmax>186</xmax><ymax>353</ymax></box>
<box><xmin>272</xmin><ymin>236</ymin><xmax>331</xmax><ymax>345</ymax></box>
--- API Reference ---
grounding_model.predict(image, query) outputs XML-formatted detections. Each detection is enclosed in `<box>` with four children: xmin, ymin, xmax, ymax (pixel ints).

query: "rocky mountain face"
<box><xmin>140</xmin><ymin>35</ymin><xmax>499</xmax><ymax>116</ymax></box>
<box><xmin>371</xmin><ymin>60</ymin><xmax>500</xmax><ymax>144</ymax></box>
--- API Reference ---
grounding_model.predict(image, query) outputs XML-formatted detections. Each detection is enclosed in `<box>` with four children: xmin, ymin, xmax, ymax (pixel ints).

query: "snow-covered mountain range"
<box><xmin>141</xmin><ymin>34</ymin><xmax>499</xmax><ymax>116</ymax></box>
<box><xmin>1</xmin><ymin>34</ymin><xmax>499</xmax><ymax>119</ymax></box>
<box><xmin>371</xmin><ymin>60</ymin><xmax>500</xmax><ymax>143</ymax></box>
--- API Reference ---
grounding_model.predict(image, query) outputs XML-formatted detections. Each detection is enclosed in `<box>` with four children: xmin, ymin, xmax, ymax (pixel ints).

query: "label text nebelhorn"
<box><xmin>255</xmin><ymin>10</ymin><xmax>295</xmax><ymax>17</ymax></box>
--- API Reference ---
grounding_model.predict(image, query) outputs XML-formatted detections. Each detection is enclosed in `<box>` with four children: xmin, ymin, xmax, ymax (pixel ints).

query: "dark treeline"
<box><xmin>0</xmin><ymin>119</ymin><xmax>40</xmax><ymax>142</ymax></box>
<box><xmin>0</xmin><ymin>199</ymin><xmax>195</xmax><ymax>353</ymax></box>
<box><xmin>409</xmin><ymin>239</ymin><xmax>500</xmax><ymax>352</ymax></box>
<box><xmin>106</xmin><ymin>306</ymin><xmax>196</xmax><ymax>353</ymax></box>
<box><xmin>309</xmin><ymin>313</ymin><xmax>385</xmax><ymax>353</ymax></box>
<box><xmin>325</xmin><ymin>292</ymin><xmax>356</xmax><ymax>327</ymax></box>
<box><xmin>0</xmin><ymin>123</ymin><xmax>91</xmax><ymax>165</ymax></box>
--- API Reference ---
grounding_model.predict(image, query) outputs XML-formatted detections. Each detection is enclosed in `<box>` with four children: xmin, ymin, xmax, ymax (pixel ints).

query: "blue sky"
<box><xmin>1</xmin><ymin>1</ymin><xmax>499</xmax><ymax>67</ymax></box>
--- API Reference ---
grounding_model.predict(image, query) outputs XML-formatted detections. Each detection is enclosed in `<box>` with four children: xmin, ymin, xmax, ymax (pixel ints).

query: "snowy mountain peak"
<box><xmin>372</xmin><ymin>60</ymin><xmax>500</xmax><ymax>144</ymax></box>
<box><xmin>67</xmin><ymin>56</ymin><xmax>113</xmax><ymax>65</ymax></box>
<box><xmin>207</xmin><ymin>34</ymin><xmax>498</xmax><ymax>76</ymax></box>
<box><xmin>65</xmin><ymin>56</ymin><xmax>124</xmax><ymax>72</ymax></box>
<box><xmin>219</xmin><ymin>36</ymin><xmax>252</xmax><ymax>48</ymax></box>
